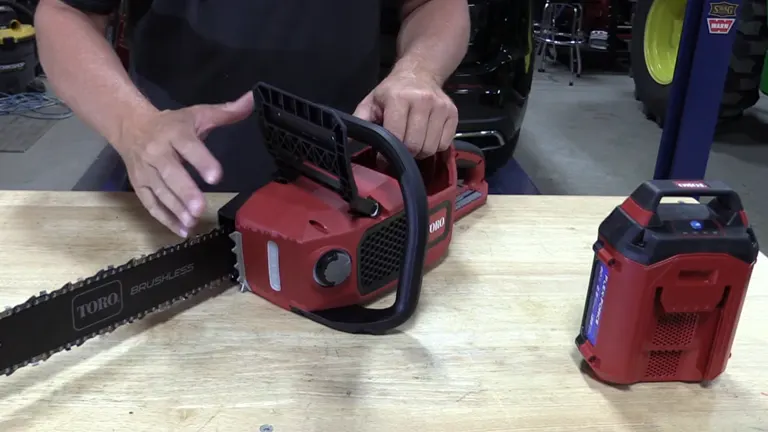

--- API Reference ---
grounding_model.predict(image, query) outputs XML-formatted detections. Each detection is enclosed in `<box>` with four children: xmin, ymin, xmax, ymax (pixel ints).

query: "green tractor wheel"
<box><xmin>631</xmin><ymin>0</ymin><xmax>768</xmax><ymax>127</ymax></box>
<box><xmin>762</xmin><ymin>39</ymin><xmax>768</xmax><ymax>95</ymax></box>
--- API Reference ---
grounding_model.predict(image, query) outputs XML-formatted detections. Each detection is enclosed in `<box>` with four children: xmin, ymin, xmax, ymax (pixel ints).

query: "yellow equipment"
<box><xmin>0</xmin><ymin>2</ymin><xmax>37</xmax><ymax>94</ymax></box>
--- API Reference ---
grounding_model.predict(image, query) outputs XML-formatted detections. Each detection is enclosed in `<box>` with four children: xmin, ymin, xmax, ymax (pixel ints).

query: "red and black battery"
<box><xmin>576</xmin><ymin>180</ymin><xmax>760</xmax><ymax>385</ymax></box>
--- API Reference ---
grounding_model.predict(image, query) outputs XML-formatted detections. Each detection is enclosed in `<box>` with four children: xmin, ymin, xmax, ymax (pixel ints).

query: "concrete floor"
<box><xmin>516</xmin><ymin>68</ymin><xmax>768</xmax><ymax>242</ymax></box>
<box><xmin>1</xmin><ymin>67</ymin><xmax>767</xmax><ymax>242</ymax></box>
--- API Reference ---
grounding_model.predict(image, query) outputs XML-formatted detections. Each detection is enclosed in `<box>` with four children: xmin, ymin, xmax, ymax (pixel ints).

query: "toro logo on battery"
<box><xmin>707</xmin><ymin>1</ymin><xmax>737</xmax><ymax>34</ymax></box>
<box><xmin>674</xmin><ymin>181</ymin><xmax>709</xmax><ymax>188</ymax></box>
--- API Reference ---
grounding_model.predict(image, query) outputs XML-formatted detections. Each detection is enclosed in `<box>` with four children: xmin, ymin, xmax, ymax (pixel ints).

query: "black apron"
<box><xmin>111</xmin><ymin>0</ymin><xmax>383</xmax><ymax>192</ymax></box>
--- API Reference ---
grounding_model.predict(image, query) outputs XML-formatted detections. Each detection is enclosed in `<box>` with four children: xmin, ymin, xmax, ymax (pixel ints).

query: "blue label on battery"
<box><xmin>585</xmin><ymin>260</ymin><xmax>609</xmax><ymax>346</ymax></box>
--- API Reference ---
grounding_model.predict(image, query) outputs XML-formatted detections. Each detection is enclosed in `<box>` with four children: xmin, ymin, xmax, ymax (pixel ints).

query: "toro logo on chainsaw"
<box><xmin>427</xmin><ymin>201</ymin><xmax>451</xmax><ymax>245</ymax></box>
<box><xmin>707</xmin><ymin>1</ymin><xmax>737</xmax><ymax>34</ymax></box>
<box><xmin>429</xmin><ymin>217</ymin><xmax>445</xmax><ymax>234</ymax></box>
<box><xmin>71</xmin><ymin>281</ymin><xmax>124</xmax><ymax>331</ymax></box>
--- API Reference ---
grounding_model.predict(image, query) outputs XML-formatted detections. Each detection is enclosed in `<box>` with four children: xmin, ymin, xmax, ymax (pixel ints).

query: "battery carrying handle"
<box><xmin>628</xmin><ymin>180</ymin><xmax>745</xmax><ymax>227</ymax></box>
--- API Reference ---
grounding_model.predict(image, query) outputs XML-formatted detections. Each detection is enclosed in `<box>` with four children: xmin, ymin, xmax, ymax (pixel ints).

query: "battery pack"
<box><xmin>576</xmin><ymin>180</ymin><xmax>760</xmax><ymax>385</ymax></box>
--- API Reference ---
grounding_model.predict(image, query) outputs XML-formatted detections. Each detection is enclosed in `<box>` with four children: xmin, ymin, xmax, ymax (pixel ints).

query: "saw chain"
<box><xmin>0</xmin><ymin>227</ymin><xmax>238</xmax><ymax>376</ymax></box>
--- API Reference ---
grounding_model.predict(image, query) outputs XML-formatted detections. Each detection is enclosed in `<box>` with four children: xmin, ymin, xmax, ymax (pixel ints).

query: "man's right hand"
<box><xmin>116</xmin><ymin>92</ymin><xmax>255</xmax><ymax>238</ymax></box>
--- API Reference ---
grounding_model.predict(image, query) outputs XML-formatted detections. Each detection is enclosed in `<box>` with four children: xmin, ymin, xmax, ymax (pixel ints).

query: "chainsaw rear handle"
<box><xmin>303</xmin><ymin>109</ymin><xmax>429</xmax><ymax>335</ymax></box>
<box><xmin>627</xmin><ymin>180</ymin><xmax>745</xmax><ymax>227</ymax></box>
<box><xmin>453</xmin><ymin>141</ymin><xmax>485</xmax><ymax>182</ymax></box>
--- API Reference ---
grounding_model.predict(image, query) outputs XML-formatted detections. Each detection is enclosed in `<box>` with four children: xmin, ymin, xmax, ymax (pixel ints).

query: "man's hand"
<box><xmin>116</xmin><ymin>92</ymin><xmax>254</xmax><ymax>238</ymax></box>
<box><xmin>353</xmin><ymin>69</ymin><xmax>458</xmax><ymax>158</ymax></box>
<box><xmin>354</xmin><ymin>0</ymin><xmax>469</xmax><ymax>157</ymax></box>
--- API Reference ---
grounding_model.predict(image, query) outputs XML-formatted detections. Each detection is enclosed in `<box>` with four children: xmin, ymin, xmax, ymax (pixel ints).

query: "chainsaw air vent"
<box><xmin>357</xmin><ymin>213</ymin><xmax>408</xmax><ymax>296</ymax></box>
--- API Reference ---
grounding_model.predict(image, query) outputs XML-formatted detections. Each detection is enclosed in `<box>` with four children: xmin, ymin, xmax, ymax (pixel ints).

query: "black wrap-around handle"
<box><xmin>306</xmin><ymin>110</ymin><xmax>429</xmax><ymax>334</ymax></box>
<box><xmin>629</xmin><ymin>180</ymin><xmax>745</xmax><ymax>226</ymax></box>
<box><xmin>249</xmin><ymin>82</ymin><xmax>429</xmax><ymax>334</ymax></box>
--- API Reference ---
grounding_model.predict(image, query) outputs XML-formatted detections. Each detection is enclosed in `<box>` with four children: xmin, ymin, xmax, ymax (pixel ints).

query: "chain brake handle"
<box><xmin>369</xmin><ymin>138</ymin><xmax>486</xmax><ymax>197</ymax></box>
<box><xmin>453</xmin><ymin>140</ymin><xmax>486</xmax><ymax>185</ymax></box>
<box><xmin>368</xmin><ymin>138</ymin><xmax>486</xmax><ymax>225</ymax></box>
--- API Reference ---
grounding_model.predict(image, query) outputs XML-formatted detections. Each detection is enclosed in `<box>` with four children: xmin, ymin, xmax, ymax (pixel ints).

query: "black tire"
<box><xmin>721</xmin><ymin>0</ymin><xmax>768</xmax><ymax>117</ymax></box>
<box><xmin>484</xmin><ymin>25</ymin><xmax>535</xmax><ymax>178</ymax></box>
<box><xmin>631</xmin><ymin>0</ymin><xmax>768</xmax><ymax>126</ymax></box>
<box><xmin>484</xmin><ymin>131</ymin><xmax>522</xmax><ymax>178</ymax></box>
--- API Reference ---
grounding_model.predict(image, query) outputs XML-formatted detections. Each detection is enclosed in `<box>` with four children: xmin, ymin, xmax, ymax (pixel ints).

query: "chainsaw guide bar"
<box><xmin>0</xmin><ymin>227</ymin><xmax>237</xmax><ymax>377</ymax></box>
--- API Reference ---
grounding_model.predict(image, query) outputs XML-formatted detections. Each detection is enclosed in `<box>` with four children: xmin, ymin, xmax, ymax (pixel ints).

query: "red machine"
<box><xmin>576</xmin><ymin>180</ymin><xmax>760</xmax><ymax>384</ymax></box>
<box><xmin>219</xmin><ymin>83</ymin><xmax>488</xmax><ymax>334</ymax></box>
<box><xmin>0</xmin><ymin>83</ymin><xmax>488</xmax><ymax>376</ymax></box>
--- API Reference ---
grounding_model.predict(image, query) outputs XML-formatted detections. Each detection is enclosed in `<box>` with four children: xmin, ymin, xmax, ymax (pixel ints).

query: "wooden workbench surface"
<box><xmin>0</xmin><ymin>191</ymin><xmax>765</xmax><ymax>431</ymax></box>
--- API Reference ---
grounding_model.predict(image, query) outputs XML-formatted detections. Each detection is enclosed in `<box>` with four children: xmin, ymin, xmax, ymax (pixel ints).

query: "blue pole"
<box><xmin>653</xmin><ymin>0</ymin><xmax>743</xmax><ymax>180</ymax></box>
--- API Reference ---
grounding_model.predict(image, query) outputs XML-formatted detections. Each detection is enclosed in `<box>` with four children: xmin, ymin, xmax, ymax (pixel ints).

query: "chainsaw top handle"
<box><xmin>251</xmin><ymin>82</ymin><xmax>429</xmax><ymax>334</ymax></box>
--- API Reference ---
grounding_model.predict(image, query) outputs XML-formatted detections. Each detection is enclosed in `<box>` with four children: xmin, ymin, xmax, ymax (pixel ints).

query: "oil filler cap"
<box><xmin>314</xmin><ymin>249</ymin><xmax>352</xmax><ymax>287</ymax></box>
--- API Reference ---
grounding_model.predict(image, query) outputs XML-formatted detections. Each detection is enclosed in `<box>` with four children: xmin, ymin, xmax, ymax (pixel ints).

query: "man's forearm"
<box><xmin>394</xmin><ymin>0</ymin><xmax>470</xmax><ymax>85</ymax></box>
<box><xmin>36</xmin><ymin>0</ymin><xmax>158</xmax><ymax>147</ymax></box>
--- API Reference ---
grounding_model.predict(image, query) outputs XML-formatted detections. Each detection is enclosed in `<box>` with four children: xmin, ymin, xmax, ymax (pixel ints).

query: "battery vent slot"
<box><xmin>651</xmin><ymin>312</ymin><xmax>699</xmax><ymax>346</ymax></box>
<box><xmin>644</xmin><ymin>287</ymin><xmax>700</xmax><ymax>379</ymax></box>
<box><xmin>644</xmin><ymin>310</ymin><xmax>698</xmax><ymax>379</ymax></box>
<box><xmin>645</xmin><ymin>350</ymin><xmax>683</xmax><ymax>378</ymax></box>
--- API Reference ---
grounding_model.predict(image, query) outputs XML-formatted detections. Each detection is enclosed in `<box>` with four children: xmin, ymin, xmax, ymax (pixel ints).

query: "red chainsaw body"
<box><xmin>234</xmin><ymin>145</ymin><xmax>487</xmax><ymax>313</ymax></box>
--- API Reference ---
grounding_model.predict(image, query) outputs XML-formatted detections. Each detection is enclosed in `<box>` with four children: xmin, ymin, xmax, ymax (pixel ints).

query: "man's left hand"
<box><xmin>353</xmin><ymin>69</ymin><xmax>458</xmax><ymax>158</ymax></box>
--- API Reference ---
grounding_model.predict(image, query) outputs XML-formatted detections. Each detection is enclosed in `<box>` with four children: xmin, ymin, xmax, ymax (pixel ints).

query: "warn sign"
<box><xmin>708</xmin><ymin>18</ymin><xmax>735</xmax><ymax>34</ymax></box>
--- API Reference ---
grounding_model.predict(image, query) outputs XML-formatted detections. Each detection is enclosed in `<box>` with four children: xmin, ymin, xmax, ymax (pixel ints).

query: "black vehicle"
<box><xmin>381</xmin><ymin>0</ymin><xmax>536</xmax><ymax>176</ymax></box>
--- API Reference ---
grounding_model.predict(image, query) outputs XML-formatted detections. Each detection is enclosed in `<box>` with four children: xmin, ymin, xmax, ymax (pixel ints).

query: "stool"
<box><xmin>534</xmin><ymin>1</ymin><xmax>585</xmax><ymax>85</ymax></box>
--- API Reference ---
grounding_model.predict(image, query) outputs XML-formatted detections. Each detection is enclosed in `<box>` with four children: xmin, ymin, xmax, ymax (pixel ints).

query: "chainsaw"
<box><xmin>0</xmin><ymin>82</ymin><xmax>489</xmax><ymax>377</ymax></box>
